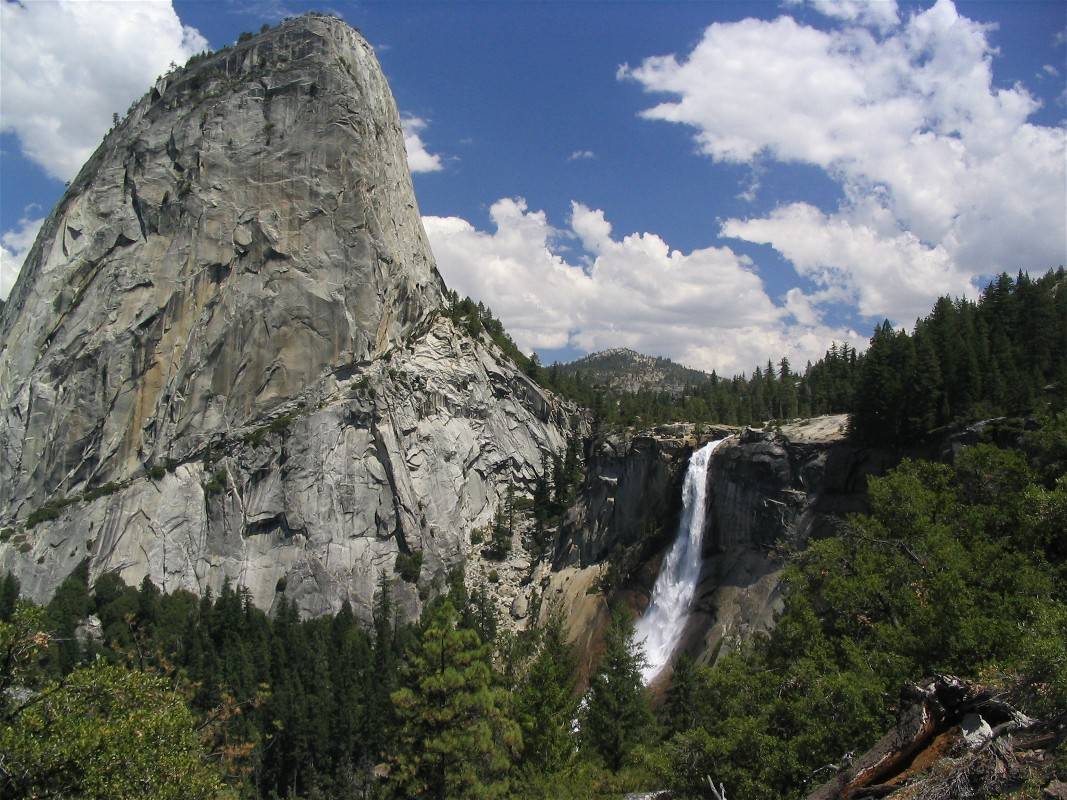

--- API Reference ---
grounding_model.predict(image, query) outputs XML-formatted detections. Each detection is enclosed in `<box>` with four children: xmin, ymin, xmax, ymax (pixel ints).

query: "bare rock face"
<box><xmin>0</xmin><ymin>16</ymin><xmax>571</xmax><ymax>621</ymax></box>
<box><xmin>548</xmin><ymin>415</ymin><xmax>888</xmax><ymax>675</ymax></box>
<box><xmin>689</xmin><ymin>415</ymin><xmax>884</xmax><ymax>661</ymax></box>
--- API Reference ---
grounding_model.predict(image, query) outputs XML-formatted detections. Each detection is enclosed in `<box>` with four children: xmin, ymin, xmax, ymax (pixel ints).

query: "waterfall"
<box><xmin>634</xmin><ymin>437</ymin><xmax>726</xmax><ymax>684</ymax></box>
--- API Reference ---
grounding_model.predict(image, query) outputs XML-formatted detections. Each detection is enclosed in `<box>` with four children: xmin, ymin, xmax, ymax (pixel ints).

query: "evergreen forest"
<box><xmin>2</xmin><ymin>269</ymin><xmax>1065</xmax><ymax>799</ymax></box>
<box><xmin>518</xmin><ymin>269</ymin><xmax>1067</xmax><ymax>436</ymax></box>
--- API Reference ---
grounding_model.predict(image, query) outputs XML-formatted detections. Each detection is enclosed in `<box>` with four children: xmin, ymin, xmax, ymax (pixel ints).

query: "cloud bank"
<box><xmin>425</xmin><ymin>199</ymin><xmax>864</xmax><ymax>374</ymax></box>
<box><xmin>0</xmin><ymin>0</ymin><xmax>208</xmax><ymax>182</ymax></box>
<box><xmin>620</xmin><ymin>0</ymin><xmax>1066</xmax><ymax>324</ymax></box>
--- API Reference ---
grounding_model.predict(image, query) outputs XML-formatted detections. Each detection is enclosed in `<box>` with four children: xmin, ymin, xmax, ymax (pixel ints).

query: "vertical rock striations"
<box><xmin>689</xmin><ymin>414</ymin><xmax>892</xmax><ymax>661</ymax></box>
<box><xmin>0</xmin><ymin>15</ymin><xmax>571</xmax><ymax>620</ymax></box>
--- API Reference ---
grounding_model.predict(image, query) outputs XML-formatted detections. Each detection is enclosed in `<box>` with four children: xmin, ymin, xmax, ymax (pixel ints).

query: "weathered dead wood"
<box><xmin>706</xmin><ymin>775</ymin><xmax>727</xmax><ymax>800</ymax></box>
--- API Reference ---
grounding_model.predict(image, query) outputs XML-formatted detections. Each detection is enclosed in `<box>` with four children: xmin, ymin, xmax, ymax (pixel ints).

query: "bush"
<box><xmin>203</xmin><ymin>469</ymin><xmax>227</xmax><ymax>497</ymax></box>
<box><xmin>26</xmin><ymin>496</ymin><xmax>77</xmax><ymax>529</ymax></box>
<box><xmin>395</xmin><ymin>551</ymin><xmax>422</xmax><ymax>584</ymax></box>
<box><xmin>487</xmin><ymin>570</ymin><xmax>500</xmax><ymax>584</ymax></box>
<box><xmin>470</xmin><ymin>529</ymin><xmax>484</xmax><ymax>546</ymax></box>
<box><xmin>147</xmin><ymin>466</ymin><xmax>166</xmax><ymax>481</ymax></box>
<box><xmin>83</xmin><ymin>482</ymin><xmax>121</xmax><ymax>502</ymax></box>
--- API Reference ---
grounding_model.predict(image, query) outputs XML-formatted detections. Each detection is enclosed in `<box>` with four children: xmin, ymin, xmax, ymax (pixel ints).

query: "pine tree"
<box><xmin>389</xmin><ymin>600</ymin><xmax>521</xmax><ymax>799</ymax></box>
<box><xmin>515</xmin><ymin>609</ymin><xmax>578</xmax><ymax>774</ymax></box>
<box><xmin>662</xmin><ymin>652</ymin><xmax>699</xmax><ymax>735</ymax></box>
<box><xmin>906</xmin><ymin>331</ymin><xmax>944</xmax><ymax>437</ymax></box>
<box><xmin>366</xmin><ymin>572</ymin><xmax>398</xmax><ymax>761</ymax></box>
<box><xmin>582</xmin><ymin>605</ymin><xmax>651</xmax><ymax>770</ymax></box>
<box><xmin>0</xmin><ymin>573</ymin><xmax>20</xmax><ymax>622</ymax></box>
<box><xmin>491</xmin><ymin>487</ymin><xmax>513</xmax><ymax>560</ymax></box>
<box><xmin>45</xmin><ymin>562</ymin><xmax>91</xmax><ymax>675</ymax></box>
<box><xmin>778</xmin><ymin>357</ymin><xmax>798</xmax><ymax>419</ymax></box>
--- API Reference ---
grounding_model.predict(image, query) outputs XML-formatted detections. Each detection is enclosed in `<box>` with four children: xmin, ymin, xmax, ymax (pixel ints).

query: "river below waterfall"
<box><xmin>634</xmin><ymin>437</ymin><xmax>727</xmax><ymax>683</ymax></box>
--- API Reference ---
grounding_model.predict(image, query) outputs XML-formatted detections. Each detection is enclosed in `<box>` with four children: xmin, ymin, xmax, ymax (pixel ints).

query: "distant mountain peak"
<box><xmin>558</xmin><ymin>348</ymin><xmax>709</xmax><ymax>394</ymax></box>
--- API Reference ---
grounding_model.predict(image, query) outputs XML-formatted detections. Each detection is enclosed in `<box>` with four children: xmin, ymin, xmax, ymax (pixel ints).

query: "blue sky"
<box><xmin>2</xmin><ymin>0</ymin><xmax>1065</xmax><ymax>374</ymax></box>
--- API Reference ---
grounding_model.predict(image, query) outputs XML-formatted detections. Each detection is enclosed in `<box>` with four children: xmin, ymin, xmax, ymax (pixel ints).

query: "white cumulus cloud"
<box><xmin>0</xmin><ymin>216</ymin><xmax>45</xmax><ymax>302</ymax></box>
<box><xmin>0</xmin><ymin>0</ymin><xmax>208</xmax><ymax>182</ymax></box>
<box><xmin>722</xmin><ymin>203</ymin><xmax>971</xmax><ymax>323</ymax></box>
<box><xmin>424</xmin><ymin>198</ymin><xmax>864</xmax><ymax>374</ymax></box>
<box><xmin>785</xmin><ymin>0</ymin><xmax>900</xmax><ymax>31</ymax></box>
<box><xmin>401</xmin><ymin>116</ymin><xmax>444</xmax><ymax>173</ymax></box>
<box><xmin>568</xmin><ymin>149</ymin><xmax>596</xmax><ymax>160</ymax></box>
<box><xmin>621</xmin><ymin>0</ymin><xmax>1067</xmax><ymax>324</ymax></box>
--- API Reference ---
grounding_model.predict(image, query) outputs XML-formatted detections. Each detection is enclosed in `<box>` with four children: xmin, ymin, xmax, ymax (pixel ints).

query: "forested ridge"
<box><xmin>1</xmin><ymin>269</ymin><xmax>1065</xmax><ymax>799</ymax></box>
<box><xmin>529</xmin><ymin>269</ymin><xmax>1067</xmax><ymax>436</ymax></box>
<box><xmin>4</xmin><ymin>415</ymin><xmax>1064</xmax><ymax>798</ymax></box>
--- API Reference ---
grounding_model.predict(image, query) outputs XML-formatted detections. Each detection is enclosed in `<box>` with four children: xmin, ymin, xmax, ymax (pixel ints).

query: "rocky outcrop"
<box><xmin>685</xmin><ymin>415</ymin><xmax>893</xmax><ymax>664</ymax></box>
<box><xmin>0</xmin><ymin>16</ymin><xmax>572</xmax><ymax>621</ymax></box>
<box><xmin>547</xmin><ymin>415</ymin><xmax>894</xmax><ymax>680</ymax></box>
<box><xmin>554</xmin><ymin>422</ymin><xmax>736</xmax><ymax>570</ymax></box>
<box><xmin>1</xmin><ymin>15</ymin><xmax>442</xmax><ymax>517</ymax></box>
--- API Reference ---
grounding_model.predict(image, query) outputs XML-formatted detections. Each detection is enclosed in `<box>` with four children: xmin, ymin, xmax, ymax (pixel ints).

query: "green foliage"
<box><xmin>661</xmin><ymin>652</ymin><xmax>698</xmax><ymax>736</ymax></box>
<box><xmin>523</xmin><ymin>268</ymin><xmax>1065</xmax><ymax>437</ymax></box>
<box><xmin>445</xmin><ymin>291</ymin><xmax>534</xmax><ymax>376</ymax></box>
<box><xmin>394</xmin><ymin>550</ymin><xmax>423</xmax><ymax>583</ymax></box>
<box><xmin>82</xmin><ymin>481</ymin><xmax>122</xmax><ymax>502</ymax></box>
<box><xmin>267</xmin><ymin>412</ymin><xmax>296</xmax><ymax>435</ymax></box>
<box><xmin>0</xmin><ymin>573</ymin><xmax>19</xmax><ymax>622</ymax></box>
<box><xmin>582</xmin><ymin>605</ymin><xmax>652</xmax><ymax>770</ymax></box>
<box><xmin>243</xmin><ymin>412</ymin><xmax>298</xmax><ymax>446</ymax></box>
<box><xmin>25</xmin><ymin>495</ymin><xmax>77</xmax><ymax>528</ymax></box>
<box><xmin>488</xmin><ymin>484</ymin><xmax>516</xmax><ymax>560</ymax></box>
<box><xmin>1</xmin><ymin>406</ymin><xmax>1059</xmax><ymax>799</ymax></box>
<box><xmin>389</xmin><ymin>600</ymin><xmax>521</xmax><ymax>799</ymax></box>
<box><xmin>657</xmin><ymin>429</ymin><xmax>1067</xmax><ymax>799</ymax></box>
<box><xmin>0</xmin><ymin>604</ymin><xmax>223</xmax><ymax>800</ymax></box>
<box><xmin>1</xmin><ymin>662</ymin><xmax>223</xmax><ymax>799</ymax></box>
<box><xmin>515</xmin><ymin>609</ymin><xmax>578</xmax><ymax>777</ymax></box>
<box><xmin>853</xmin><ymin>269</ymin><xmax>1067</xmax><ymax>443</ymax></box>
<box><xmin>540</xmin><ymin>340</ymin><xmax>862</xmax><ymax>429</ymax></box>
<box><xmin>203</xmin><ymin>468</ymin><xmax>227</xmax><ymax>496</ymax></box>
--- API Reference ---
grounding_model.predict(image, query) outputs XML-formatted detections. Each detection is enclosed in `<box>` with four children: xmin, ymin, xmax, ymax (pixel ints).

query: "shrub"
<box><xmin>26</xmin><ymin>497</ymin><xmax>76</xmax><ymax>528</ymax></box>
<box><xmin>83</xmin><ymin>482</ymin><xmax>121</xmax><ymax>502</ymax></box>
<box><xmin>487</xmin><ymin>570</ymin><xmax>500</xmax><ymax>584</ymax></box>
<box><xmin>395</xmin><ymin>551</ymin><xmax>422</xmax><ymax>584</ymax></box>
<box><xmin>203</xmin><ymin>469</ymin><xmax>227</xmax><ymax>497</ymax></box>
<box><xmin>147</xmin><ymin>466</ymin><xmax>166</xmax><ymax>481</ymax></box>
<box><xmin>470</xmin><ymin>529</ymin><xmax>484</xmax><ymax>546</ymax></box>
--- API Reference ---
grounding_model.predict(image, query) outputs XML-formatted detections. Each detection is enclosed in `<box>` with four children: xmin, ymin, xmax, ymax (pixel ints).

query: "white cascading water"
<box><xmin>634</xmin><ymin>437</ymin><xmax>727</xmax><ymax>684</ymax></box>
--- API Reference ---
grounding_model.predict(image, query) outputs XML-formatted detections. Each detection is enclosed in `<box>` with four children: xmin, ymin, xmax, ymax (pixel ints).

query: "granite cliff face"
<box><xmin>554</xmin><ymin>424</ymin><xmax>704</xmax><ymax>569</ymax></box>
<box><xmin>0</xmin><ymin>16</ymin><xmax>572</xmax><ymax>621</ymax></box>
<box><xmin>687</xmin><ymin>415</ymin><xmax>892</xmax><ymax>661</ymax></box>
<box><xmin>546</xmin><ymin>415</ymin><xmax>889</xmax><ymax>680</ymax></box>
